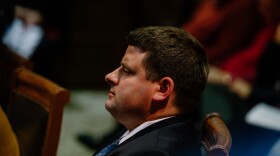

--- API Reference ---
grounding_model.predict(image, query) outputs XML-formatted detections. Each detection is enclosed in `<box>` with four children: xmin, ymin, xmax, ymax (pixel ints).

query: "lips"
<box><xmin>108</xmin><ymin>90</ymin><xmax>115</xmax><ymax>97</ymax></box>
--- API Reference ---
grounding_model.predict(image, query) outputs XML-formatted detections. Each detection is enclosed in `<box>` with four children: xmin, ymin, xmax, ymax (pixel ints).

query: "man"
<box><xmin>94</xmin><ymin>26</ymin><xmax>209</xmax><ymax>156</ymax></box>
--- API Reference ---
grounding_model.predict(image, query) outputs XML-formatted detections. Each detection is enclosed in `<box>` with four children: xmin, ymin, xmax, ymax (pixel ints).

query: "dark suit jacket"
<box><xmin>93</xmin><ymin>115</ymin><xmax>201</xmax><ymax>156</ymax></box>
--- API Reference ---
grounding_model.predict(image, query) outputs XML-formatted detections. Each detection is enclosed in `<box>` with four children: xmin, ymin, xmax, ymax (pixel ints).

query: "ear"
<box><xmin>152</xmin><ymin>77</ymin><xmax>174</xmax><ymax>101</ymax></box>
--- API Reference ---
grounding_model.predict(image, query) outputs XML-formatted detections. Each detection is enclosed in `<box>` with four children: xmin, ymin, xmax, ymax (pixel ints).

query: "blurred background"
<box><xmin>24</xmin><ymin>0</ymin><xmax>197</xmax><ymax>89</ymax></box>
<box><xmin>1</xmin><ymin>0</ymin><xmax>199</xmax><ymax>89</ymax></box>
<box><xmin>1</xmin><ymin>0</ymin><xmax>280</xmax><ymax>155</ymax></box>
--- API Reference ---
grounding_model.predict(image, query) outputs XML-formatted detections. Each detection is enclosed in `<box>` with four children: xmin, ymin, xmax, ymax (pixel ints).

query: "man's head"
<box><xmin>105</xmin><ymin>26</ymin><xmax>208</xmax><ymax>130</ymax></box>
<box><xmin>126</xmin><ymin>26</ymin><xmax>209</xmax><ymax>113</ymax></box>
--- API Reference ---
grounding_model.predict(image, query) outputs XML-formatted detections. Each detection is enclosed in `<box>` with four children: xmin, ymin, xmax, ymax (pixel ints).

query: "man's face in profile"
<box><xmin>104</xmin><ymin>45</ymin><xmax>158</xmax><ymax>129</ymax></box>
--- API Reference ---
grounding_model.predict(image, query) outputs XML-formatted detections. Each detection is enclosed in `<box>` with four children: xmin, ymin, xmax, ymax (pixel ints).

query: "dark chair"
<box><xmin>7</xmin><ymin>67</ymin><xmax>70</xmax><ymax>156</ymax></box>
<box><xmin>200</xmin><ymin>112</ymin><xmax>232</xmax><ymax>156</ymax></box>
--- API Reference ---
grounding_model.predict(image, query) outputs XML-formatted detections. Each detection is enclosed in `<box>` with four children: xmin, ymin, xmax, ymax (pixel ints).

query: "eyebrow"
<box><xmin>120</xmin><ymin>62</ymin><xmax>134</xmax><ymax>72</ymax></box>
<box><xmin>120</xmin><ymin>62</ymin><xmax>130</xmax><ymax>69</ymax></box>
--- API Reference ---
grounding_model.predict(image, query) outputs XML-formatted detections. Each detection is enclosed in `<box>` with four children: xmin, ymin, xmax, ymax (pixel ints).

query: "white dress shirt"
<box><xmin>119</xmin><ymin>117</ymin><xmax>173</xmax><ymax>145</ymax></box>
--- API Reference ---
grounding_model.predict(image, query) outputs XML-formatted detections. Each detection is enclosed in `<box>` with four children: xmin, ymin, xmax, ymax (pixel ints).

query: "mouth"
<box><xmin>108</xmin><ymin>90</ymin><xmax>115</xmax><ymax>97</ymax></box>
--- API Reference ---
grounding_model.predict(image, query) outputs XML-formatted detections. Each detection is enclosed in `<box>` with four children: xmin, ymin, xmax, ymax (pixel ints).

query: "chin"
<box><xmin>105</xmin><ymin>101</ymin><xmax>114</xmax><ymax>111</ymax></box>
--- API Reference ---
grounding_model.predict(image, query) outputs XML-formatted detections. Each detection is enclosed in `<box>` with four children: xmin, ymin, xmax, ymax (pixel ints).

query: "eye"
<box><xmin>120</xmin><ymin>65</ymin><xmax>133</xmax><ymax>75</ymax></box>
<box><xmin>122</xmin><ymin>67</ymin><xmax>131</xmax><ymax>74</ymax></box>
<box><xmin>123</xmin><ymin>67</ymin><xmax>130</xmax><ymax>73</ymax></box>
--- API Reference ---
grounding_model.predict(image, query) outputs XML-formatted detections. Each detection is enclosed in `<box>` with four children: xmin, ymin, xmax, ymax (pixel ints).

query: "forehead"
<box><xmin>122</xmin><ymin>45</ymin><xmax>146</xmax><ymax>66</ymax></box>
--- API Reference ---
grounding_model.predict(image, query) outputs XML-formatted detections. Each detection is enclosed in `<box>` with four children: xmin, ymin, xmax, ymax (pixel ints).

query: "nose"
<box><xmin>105</xmin><ymin>69</ymin><xmax>118</xmax><ymax>85</ymax></box>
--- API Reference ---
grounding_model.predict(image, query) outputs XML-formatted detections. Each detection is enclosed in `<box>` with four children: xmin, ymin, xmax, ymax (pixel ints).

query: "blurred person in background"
<box><xmin>230</xmin><ymin>0</ymin><xmax>280</xmax><ymax>155</ymax></box>
<box><xmin>184</xmin><ymin>0</ymin><xmax>280</xmax><ymax>155</ymax></box>
<box><xmin>2</xmin><ymin>3</ymin><xmax>44</xmax><ymax>59</ymax></box>
<box><xmin>1</xmin><ymin>0</ymin><xmax>69</xmax><ymax>86</ymax></box>
<box><xmin>182</xmin><ymin>0</ymin><xmax>267</xmax><ymax>124</ymax></box>
<box><xmin>246</xmin><ymin>0</ymin><xmax>280</xmax><ymax>106</ymax></box>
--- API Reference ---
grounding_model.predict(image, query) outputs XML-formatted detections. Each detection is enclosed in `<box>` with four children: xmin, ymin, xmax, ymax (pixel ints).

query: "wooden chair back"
<box><xmin>7</xmin><ymin>67</ymin><xmax>70</xmax><ymax>156</ymax></box>
<box><xmin>200</xmin><ymin>112</ymin><xmax>232</xmax><ymax>156</ymax></box>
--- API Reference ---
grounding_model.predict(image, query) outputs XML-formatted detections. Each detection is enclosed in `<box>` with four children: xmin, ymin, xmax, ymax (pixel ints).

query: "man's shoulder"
<box><xmin>110</xmin><ymin>117</ymin><xmax>201</xmax><ymax>156</ymax></box>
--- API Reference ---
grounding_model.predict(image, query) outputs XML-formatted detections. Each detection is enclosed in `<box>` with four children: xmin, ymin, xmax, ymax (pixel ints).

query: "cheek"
<box><xmin>117</xmin><ymin>82</ymin><xmax>153</xmax><ymax>108</ymax></box>
<box><xmin>116</xmin><ymin>85</ymin><xmax>141</xmax><ymax>104</ymax></box>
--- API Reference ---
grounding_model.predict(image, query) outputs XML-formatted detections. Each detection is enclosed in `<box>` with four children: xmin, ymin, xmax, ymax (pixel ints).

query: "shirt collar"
<box><xmin>119</xmin><ymin>116</ymin><xmax>173</xmax><ymax>144</ymax></box>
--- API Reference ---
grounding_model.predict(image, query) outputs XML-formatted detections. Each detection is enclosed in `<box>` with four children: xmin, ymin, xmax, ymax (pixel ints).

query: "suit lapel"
<box><xmin>117</xmin><ymin>114</ymin><xmax>191</xmax><ymax>148</ymax></box>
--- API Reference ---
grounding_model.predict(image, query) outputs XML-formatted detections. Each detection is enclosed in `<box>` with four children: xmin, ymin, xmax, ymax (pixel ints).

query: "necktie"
<box><xmin>95</xmin><ymin>139</ymin><xmax>120</xmax><ymax>156</ymax></box>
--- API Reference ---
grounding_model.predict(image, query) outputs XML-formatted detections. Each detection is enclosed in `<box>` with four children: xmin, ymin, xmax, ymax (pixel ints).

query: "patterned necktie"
<box><xmin>95</xmin><ymin>138</ymin><xmax>120</xmax><ymax>156</ymax></box>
